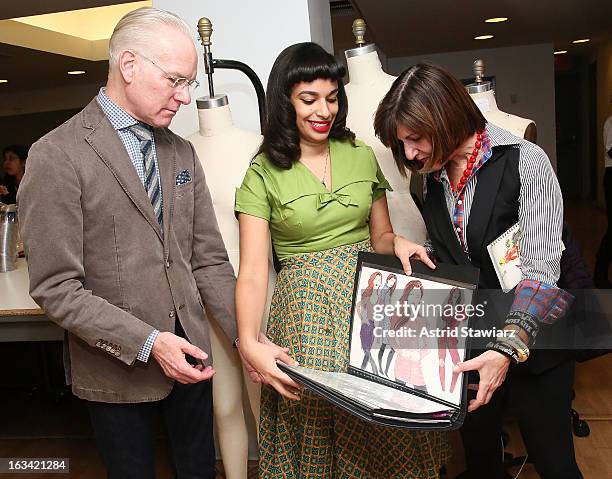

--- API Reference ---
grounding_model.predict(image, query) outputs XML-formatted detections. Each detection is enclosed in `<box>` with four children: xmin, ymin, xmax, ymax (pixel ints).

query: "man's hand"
<box><xmin>151</xmin><ymin>331</ymin><xmax>215</xmax><ymax>384</ymax></box>
<box><xmin>0</xmin><ymin>185</ymin><xmax>8</xmax><ymax>196</ymax></box>
<box><xmin>453</xmin><ymin>350</ymin><xmax>511</xmax><ymax>412</ymax></box>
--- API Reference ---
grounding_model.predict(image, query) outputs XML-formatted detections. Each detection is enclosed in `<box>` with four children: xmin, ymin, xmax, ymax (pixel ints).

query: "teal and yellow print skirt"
<box><xmin>258</xmin><ymin>240</ymin><xmax>451</xmax><ymax>478</ymax></box>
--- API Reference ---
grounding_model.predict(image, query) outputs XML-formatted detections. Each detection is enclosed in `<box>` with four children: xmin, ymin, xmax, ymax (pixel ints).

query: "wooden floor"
<box><xmin>1</xmin><ymin>199</ymin><xmax>610</xmax><ymax>478</ymax></box>
<box><xmin>0</xmin><ymin>438</ymin><xmax>255</xmax><ymax>479</ymax></box>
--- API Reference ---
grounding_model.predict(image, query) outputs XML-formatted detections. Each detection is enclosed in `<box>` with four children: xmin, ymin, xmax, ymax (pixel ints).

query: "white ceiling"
<box><xmin>0</xmin><ymin>0</ymin><xmax>136</xmax><ymax>20</ymax></box>
<box><xmin>12</xmin><ymin>1</ymin><xmax>150</xmax><ymax>41</ymax></box>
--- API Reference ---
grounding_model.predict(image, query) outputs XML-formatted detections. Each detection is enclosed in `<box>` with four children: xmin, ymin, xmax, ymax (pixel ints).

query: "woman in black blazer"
<box><xmin>374</xmin><ymin>63</ymin><xmax>582</xmax><ymax>479</ymax></box>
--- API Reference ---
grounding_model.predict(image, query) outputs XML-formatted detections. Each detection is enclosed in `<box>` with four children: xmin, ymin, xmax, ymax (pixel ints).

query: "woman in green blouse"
<box><xmin>234</xmin><ymin>42</ymin><xmax>449</xmax><ymax>478</ymax></box>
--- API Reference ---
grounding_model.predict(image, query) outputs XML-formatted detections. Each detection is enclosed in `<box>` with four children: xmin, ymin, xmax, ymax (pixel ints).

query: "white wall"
<box><xmin>154</xmin><ymin>0</ymin><xmax>333</xmax><ymax>138</ymax></box>
<box><xmin>307</xmin><ymin>0</ymin><xmax>334</xmax><ymax>53</ymax></box>
<box><xmin>388</xmin><ymin>43</ymin><xmax>557</xmax><ymax>167</ymax></box>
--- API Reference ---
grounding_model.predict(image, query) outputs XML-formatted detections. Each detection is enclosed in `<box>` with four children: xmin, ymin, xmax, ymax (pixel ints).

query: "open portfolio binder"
<box><xmin>278</xmin><ymin>252</ymin><xmax>479</xmax><ymax>429</ymax></box>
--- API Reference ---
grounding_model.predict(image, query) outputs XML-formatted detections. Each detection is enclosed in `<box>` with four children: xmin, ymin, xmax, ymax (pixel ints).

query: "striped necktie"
<box><xmin>129</xmin><ymin>123</ymin><xmax>163</xmax><ymax>228</ymax></box>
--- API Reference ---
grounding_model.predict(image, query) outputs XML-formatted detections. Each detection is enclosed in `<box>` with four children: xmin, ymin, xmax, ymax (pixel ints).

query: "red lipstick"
<box><xmin>308</xmin><ymin>120</ymin><xmax>331</xmax><ymax>133</ymax></box>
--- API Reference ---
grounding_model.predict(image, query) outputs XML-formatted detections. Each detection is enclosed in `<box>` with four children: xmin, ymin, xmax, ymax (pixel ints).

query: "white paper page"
<box><xmin>287</xmin><ymin>365</ymin><xmax>450</xmax><ymax>415</ymax></box>
<box><xmin>487</xmin><ymin>223</ymin><xmax>522</xmax><ymax>293</ymax></box>
<box><xmin>349</xmin><ymin>265</ymin><xmax>472</xmax><ymax>406</ymax></box>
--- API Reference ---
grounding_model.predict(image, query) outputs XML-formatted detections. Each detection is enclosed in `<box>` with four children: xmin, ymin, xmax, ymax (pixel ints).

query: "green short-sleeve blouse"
<box><xmin>234</xmin><ymin>138</ymin><xmax>391</xmax><ymax>259</ymax></box>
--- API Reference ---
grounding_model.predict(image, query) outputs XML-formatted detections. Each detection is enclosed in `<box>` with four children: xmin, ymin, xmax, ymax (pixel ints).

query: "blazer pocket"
<box><xmin>175</xmin><ymin>183</ymin><xmax>194</xmax><ymax>199</ymax></box>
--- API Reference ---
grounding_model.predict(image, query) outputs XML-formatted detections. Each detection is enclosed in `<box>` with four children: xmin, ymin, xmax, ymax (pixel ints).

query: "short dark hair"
<box><xmin>259</xmin><ymin>42</ymin><xmax>354</xmax><ymax>169</ymax></box>
<box><xmin>3</xmin><ymin>144</ymin><xmax>29</xmax><ymax>162</ymax></box>
<box><xmin>374</xmin><ymin>63</ymin><xmax>486</xmax><ymax>175</ymax></box>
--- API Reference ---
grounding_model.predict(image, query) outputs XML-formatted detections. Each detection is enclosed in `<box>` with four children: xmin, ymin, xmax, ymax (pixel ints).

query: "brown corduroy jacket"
<box><xmin>18</xmin><ymin>98</ymin><xmax>237</xmax><ymax>403</ymax></box>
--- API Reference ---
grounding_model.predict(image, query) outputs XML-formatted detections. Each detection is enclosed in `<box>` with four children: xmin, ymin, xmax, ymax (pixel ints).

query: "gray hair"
<box><xmin>108</xmin><ymin>7</ymin><xmax>194</xmax><ymax>69</ymax></box>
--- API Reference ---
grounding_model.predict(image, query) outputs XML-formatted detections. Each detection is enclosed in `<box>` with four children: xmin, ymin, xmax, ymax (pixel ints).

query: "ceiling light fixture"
<box><xmin>67</xmin><ymin>70</ymin><xmax>86</xmax><ymax>75</ymax></box>
<box><xmin>554</xmin><ymin>50</ymin><xmax>568</xmax><ymax>55</ymax></box>
<box><xmin>474</xmin><ymin>35</ymin><xmax>494</xmax><ymax>40</ymax></box>
<box><xmin>485</xmin><ymin>17</ymin><xmax>508</xmax><ymax>23</ymax></box>
<box><xmin>0</xmin><ymin>80</ymin><xmax>8</xmax><ymax>84</ymax></box>
<box><xmin>572</xmin><ymin>38</ymin><xmax>590</xmax><ymax>44</ymax></box>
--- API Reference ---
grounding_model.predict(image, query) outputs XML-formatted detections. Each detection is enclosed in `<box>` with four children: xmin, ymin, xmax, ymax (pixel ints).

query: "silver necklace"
<box><xmin>321</xmin><ymin>144</ymin><xmax>330</xmax><ymax>186</ymax></box>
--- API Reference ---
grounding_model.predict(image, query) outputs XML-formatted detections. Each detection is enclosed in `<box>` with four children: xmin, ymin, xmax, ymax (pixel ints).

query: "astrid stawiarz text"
<box><xmin>372</xmin><ymin>325</ymin><xmax>517</xmax><ymax>339</ymax></box>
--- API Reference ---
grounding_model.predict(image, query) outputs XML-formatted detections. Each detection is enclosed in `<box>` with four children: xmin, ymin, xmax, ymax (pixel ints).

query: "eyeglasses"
<box><xmin>132</xmin><ymin>51</ymin><xmax>200</xmax><ymax>92</ymax></box>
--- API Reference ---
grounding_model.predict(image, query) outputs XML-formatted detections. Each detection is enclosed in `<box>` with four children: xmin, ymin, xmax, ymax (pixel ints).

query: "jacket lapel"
<box><xmin>82</xmin><ymin>100</ymin><xmax>163</xmax><ymax>241</ymax></box>
<box><xmin>153</xmin><ymin>128</ymin><xmax>176</xmax><ymax>246</ymax></box>
<box><xmin>466</xmin><ymin>148</ymin><xmax>509</xmax><ymax>260</ymax></box>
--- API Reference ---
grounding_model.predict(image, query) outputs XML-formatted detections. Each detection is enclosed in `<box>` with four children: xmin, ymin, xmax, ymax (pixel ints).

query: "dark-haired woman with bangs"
<box><xmin>234</xmin><ymin>43</ymin><xmax>449</xmax><ymax>478</ymax></box>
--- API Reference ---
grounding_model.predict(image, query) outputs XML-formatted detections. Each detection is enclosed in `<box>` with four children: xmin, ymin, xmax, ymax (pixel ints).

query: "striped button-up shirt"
<box><xmin>96</xmin><ymin>88</ymin><xmax>163</xmax><ymax>201</ymax></box>
<box><xmin>96</xmin><ymin>87</ymin><xmax>161</xmax><ymax>362</ymax></box>
<box><xmin>425</xmin><ymin>122</ymin><xmax>569</xmax><ymax>328</ymax></box>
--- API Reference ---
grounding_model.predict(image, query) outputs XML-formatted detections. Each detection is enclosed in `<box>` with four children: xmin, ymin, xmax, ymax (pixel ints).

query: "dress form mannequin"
<box><xmin>187</xmin><ymin>95</ymin><xmax>276</xmax><ymax>479</ymax></box>
<box><xmin>467</xmin><ymin>59</ymin><xmax>537</xmax><ymax>143</ymax></box>
<box><xmin>344</xmin><ymin>19</ymin><xmax>427</xmax><ymax>244</ymax></box>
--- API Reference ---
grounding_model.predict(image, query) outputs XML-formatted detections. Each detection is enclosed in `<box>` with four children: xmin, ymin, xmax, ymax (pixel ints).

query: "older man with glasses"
<box><xmin>17</xmin><ymin>7</ymin><xmax>237</xmax><ymax>478</ymax></box>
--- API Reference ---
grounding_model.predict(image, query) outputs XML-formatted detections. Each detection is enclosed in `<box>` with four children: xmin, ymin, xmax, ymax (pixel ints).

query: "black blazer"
<box><xmin>422</xmin><ymin>146</ymin><xmax>571</xmax><ymax>374</ymax></box>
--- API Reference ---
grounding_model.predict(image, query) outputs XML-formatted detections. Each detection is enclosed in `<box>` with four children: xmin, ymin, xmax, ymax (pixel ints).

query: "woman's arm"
<box><xmin>369</xmin><ymin>196</ymin><xmax>435</xmax><ymax>274</ymax></box>
<box><xmin>236</xmin><ymin>213</ymin><xmax>301</xmax><ymax>400</ymax></box>
<box><xmin>236</xmin><ymin>214</ymin><xmax>271</xmax><ymax>344</ymax></box>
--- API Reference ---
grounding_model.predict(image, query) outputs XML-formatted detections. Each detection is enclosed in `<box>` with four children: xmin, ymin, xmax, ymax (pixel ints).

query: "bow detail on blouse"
<box><xmin>317</xmin><ymin>192</ymin><xmax>357</xmax><ymax>209</ymax></box>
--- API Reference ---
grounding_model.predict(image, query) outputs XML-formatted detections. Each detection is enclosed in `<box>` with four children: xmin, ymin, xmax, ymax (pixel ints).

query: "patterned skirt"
<box><xmin>258</xmin><ymin>240</ymin><xmax>451</xmax><ymax>478</ymax></box>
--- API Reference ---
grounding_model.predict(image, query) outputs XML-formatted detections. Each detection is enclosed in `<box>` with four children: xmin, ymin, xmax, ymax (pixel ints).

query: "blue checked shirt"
<box><xmin>96</xmin><ymin>87</ymin><xmax>161</xmax><ymax>363</ymax></box>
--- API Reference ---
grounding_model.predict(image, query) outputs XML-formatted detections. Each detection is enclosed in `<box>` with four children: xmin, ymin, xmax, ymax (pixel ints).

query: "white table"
<box><xmin>0</xmin><ymin>258</ymin><xmax>63</xmax><ymax>342</ymax></box>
